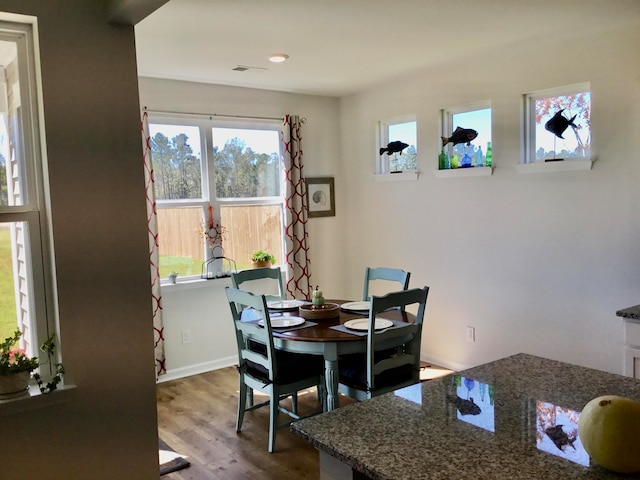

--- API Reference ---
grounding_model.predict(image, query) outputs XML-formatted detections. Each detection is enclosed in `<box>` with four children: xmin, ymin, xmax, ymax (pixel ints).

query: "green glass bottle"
<box><xmin>438</xmin><ymin>150</ymin><xmax>446</xmax><ymax>170</ymax></box>
<box><xmin>485</xmin><ymin>142</ymin><xmax>492</xmax><ymax>167</ymax></box>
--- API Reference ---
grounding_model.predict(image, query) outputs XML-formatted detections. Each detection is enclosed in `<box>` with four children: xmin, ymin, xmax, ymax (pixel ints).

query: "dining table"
<box><xmin>241</xmin><ymin>299</ymin><xmax>417</xmax><ymax>411</ymax></box>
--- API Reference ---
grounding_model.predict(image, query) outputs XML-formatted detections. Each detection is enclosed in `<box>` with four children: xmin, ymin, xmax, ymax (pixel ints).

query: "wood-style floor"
<box><xmin>157</xmin><ymin>363</ymin><xmax>452</xmax><ymax>479</ymax></box>
<box><xmin>157</xmin><ymin>366</ymin><xmax>353</xmax><ymax>480</ymax></box>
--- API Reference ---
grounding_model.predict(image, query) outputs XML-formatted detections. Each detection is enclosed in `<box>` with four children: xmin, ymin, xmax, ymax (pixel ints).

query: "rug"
<box><xmin>159</xmin><ymin>438</ymin><xmax>190</xmax><ymax>476</ymax></box>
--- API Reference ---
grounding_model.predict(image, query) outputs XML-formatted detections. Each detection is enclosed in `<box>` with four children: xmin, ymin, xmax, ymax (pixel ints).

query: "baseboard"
<box><xmin>157</xmin><ymin>356</ymin><xmax>237</xmax><ymax>383</ymax></box>
<box><xmin>420</xmin><ymin>353</ymin><xmax>469</xmax><ymax>373</ymax></box>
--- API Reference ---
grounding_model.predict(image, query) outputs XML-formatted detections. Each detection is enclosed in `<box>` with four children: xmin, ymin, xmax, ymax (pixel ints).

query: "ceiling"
<box><xmin>134</xmin><ymin>0</ymin><xmax>640</xmax><ymax>98</ymax></box>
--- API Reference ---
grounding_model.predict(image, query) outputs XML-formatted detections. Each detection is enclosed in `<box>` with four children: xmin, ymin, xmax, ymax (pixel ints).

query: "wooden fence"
<box><xmin>157</xmin><ymin>205</ymin><xmax>284</xmax><ymax>267</ymax></box>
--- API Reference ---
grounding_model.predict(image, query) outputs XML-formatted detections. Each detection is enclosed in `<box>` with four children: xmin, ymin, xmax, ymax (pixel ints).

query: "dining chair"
<box><xmin>225</xmin><ymin>286</ymin><xmax>326</xmax><ymax>452</ymax></box>
<box><xmin>363</xmin><ymin>266</ymin><xmax>411</xmax><ymax>301</ymax></box>
<box><xmin>338</xmin><ymin>286</ymin><xmax>429</xmax><ymax>402</ymax></box>
<box><xmin>231</xmin><ymin>266</ymin><xmax>286</xmax><ymax>303</ymax></box>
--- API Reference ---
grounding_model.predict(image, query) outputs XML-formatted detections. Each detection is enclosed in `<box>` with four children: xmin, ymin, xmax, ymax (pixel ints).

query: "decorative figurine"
<box><xmin>312</xmin><ymin>285</ymin><xmax>325</xmax><ymax>308</ymax></box>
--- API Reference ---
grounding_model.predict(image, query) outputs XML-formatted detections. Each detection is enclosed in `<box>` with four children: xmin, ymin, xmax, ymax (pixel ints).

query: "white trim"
<box><xmin>157</xmin><ymin>357</ymin><xmax>237</xmax><ymax>383</ymax></box>
<box><xmin>436</xmin><ymin>167</ymin><xmax>493</xmax><ymax>178</ymax></box>
<box><xmin>515</xmin><ymin>158</ymin><xmax>594</xmax><ymax>174</ymax></box>
<box><xmin>420</xmin><ymin>352</ymin><xmax>468</xmax><ymax>372</ymax></box>
<box><xmin>373</xmin><ymin>171</ymin><xmax>419</xmax><ymax>182</ymax></box>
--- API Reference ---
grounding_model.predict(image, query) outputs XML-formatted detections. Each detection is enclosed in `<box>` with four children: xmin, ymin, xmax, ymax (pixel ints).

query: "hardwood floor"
<box><xmin>157</xmin><ymin>363</ymin><xmax>452</xmax><ymax>479</ymax></box>
<box><xmin>157</xmin><ymin>366</ymin><xmax>352</xmax><ymax>480</ymax></box>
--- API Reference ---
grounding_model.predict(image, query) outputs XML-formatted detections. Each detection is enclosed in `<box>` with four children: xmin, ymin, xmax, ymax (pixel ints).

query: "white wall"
<box><xmin>337</xmin><ymin>20</ymin><xmax>640</xmax><ymax>374</ymax></box>
<box><xmin>140</xmin><ymin>20</ymin><xmax>640</xmax><ymax>379</ymax></box>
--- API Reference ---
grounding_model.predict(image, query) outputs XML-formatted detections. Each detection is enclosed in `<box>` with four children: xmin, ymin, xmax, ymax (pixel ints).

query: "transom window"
<box><xmin>441</xmin><ymin>102</ymin><xmax>492</xmax><ymax>169</ymax></box>
<box><xmin>149</xmin><ymin>117</ymin><xmax>284</xmax><ymax>278</ymax></box>
<box><xmin>377</xmin><ymin>116</ymin><xmax>417</xmax><ymax>174</ymax></box>
<box><xmin>524</xmin><ymin>83</ymin><xmax>591</xmax><ymax>163</ymax></box>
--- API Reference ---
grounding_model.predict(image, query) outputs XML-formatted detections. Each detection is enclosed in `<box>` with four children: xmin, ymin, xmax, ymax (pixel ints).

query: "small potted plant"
<box><xmin>0</xmin><ymin>330</ymin><xmax>64</xmax><ymax>398</ymax></box>
<box><xmin>251</xmin><ymin>250</ymin><xmax>276</xmax><ymax>268</ymax></box>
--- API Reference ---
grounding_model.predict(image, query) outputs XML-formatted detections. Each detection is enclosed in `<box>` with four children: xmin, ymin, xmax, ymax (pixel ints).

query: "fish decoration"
<box><xmin>544</xmin><ymin>109</ymin><xmax>578</xmax><ymax>139</ymax></box>
<box><xmin>544</xmin><ymin>424</ymin><xmax>577</xmax><ymax>451</ymax></box>
<box><xmin>441</xmin><ymin>127</ymin><xmax>478</xmax><ymax>147</ymax></box>
<box><xmin>379</xmin><ymin>141</ymin><xmax>409</xmax><ymax>156</ymax></box>
<box><xmin>447</xmin><ymin>395</ymin><xmax>481</xmax><ymax>415</ymax></box>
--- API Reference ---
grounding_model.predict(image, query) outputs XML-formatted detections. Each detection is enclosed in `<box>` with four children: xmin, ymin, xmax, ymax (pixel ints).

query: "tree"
<box><xmin>0</xmin><ymin>153</ymin><xmax>7</xmax><ymax>205</ymax></box>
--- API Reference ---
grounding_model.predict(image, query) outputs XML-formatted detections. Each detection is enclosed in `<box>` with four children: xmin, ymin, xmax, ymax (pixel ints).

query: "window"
<box><xmin>524</xmin><ymin>83</ymin><xmax>591</xmax><ymax>164</ymax></box>
<box><xmin>377</xmin><ymin>117</ymin><xmax>417</xmax><ymax>174</ymax></box>
<box><xmin>0</xmin><ymin>18</ymin><xmax>56</xmax><ymax>363</ymax></box>
<box><xmin>441</xmin><ymin>102</ymin><xmax>492</xmax><ymax>170</ymax></box>
<box><xmin>149</xmin><ymin>116</ymin><xmax>284</xmax><ymax>278</ymax></box>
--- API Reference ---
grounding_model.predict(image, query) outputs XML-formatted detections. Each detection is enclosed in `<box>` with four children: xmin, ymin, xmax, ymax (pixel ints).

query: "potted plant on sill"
<box><xmin>251</xmin><ymin>250</ymin><xmax>276</xmax><ymax>269</ymax></box>
<box><xmin>0</xmin><ymin>330</ymin><xmax>64</xmax><ymax>399</ymax></box>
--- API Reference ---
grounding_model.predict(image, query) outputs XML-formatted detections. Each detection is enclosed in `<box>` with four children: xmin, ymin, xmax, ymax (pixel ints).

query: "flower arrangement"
<box><xmin>199</xmin><ymin>205</ymin><xmax>226</xmax><ymax>248</ymax></box>
<box><xmin>0</xmin><ymin>330</ymin><xmax>65</xmax><ymax>394</ymax></box>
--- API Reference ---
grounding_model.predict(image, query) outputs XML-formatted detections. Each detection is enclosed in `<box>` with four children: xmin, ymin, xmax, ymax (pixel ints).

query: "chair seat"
<box><xmin>338</xmin><ymin>352</ymin><xmax>413</xmax><ymax>391</ymax></box>
<box><xmin>247</xmin><ymin>350</ymin><xmax>324</xmax><ymax>385</ymax></box>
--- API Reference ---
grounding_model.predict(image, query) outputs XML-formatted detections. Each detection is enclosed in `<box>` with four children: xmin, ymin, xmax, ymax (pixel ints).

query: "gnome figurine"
<box><xmin>312</xmin><ymin>285</ymin><xmax>325</xmax><ymax>308</ymax></box>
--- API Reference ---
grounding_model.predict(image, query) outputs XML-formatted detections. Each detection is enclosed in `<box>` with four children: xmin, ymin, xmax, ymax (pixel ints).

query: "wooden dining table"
<box><xmin>242</xmin><ymin>299</ymin><xmax>416</xmax><ymax>411</ymax></box>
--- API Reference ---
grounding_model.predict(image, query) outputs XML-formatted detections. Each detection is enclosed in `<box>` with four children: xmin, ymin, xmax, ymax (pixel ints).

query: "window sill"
<box><xmin>435</xmin><ymin>166</ymin><xmax>493</xmax><ymax>178</ymax></box>
<box><xmin>373</xmin><ymin>171</ymin><xmax>419</xmax><ymax>182</ymax></box>
<box><xmin>515</xmin><ymin>158</ymin><xmax>594</xmax><ymax>174</ymax></box>
<box><xmin>162</xmin><ymin>275</ymin><xmax>233</xmax><ymax>292</ymax></box>
<box><xmin>0</xmin><ymin>384</ymin><xmax>76</xmax><ymax>417</ymax></box>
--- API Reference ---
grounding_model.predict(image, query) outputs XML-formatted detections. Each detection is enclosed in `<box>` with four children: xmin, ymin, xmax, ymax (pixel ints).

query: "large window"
<box><xmin>524</xmin><ymin>83</ymin><xmax>591</xmax><ymax>163</ymax></box>
<box><xmin>0</xmin><ymin>18</ymin><xmax>56</xmax><ymax>364</ymax></box>
<box><xmin>149</xmin><ymin>117</ymin><xmax>284</xmax><ymax>278</ymax></box>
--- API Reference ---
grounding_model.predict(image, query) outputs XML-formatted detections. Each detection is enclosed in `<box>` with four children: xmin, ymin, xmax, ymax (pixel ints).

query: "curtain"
<box><xmin>142</xmin><ymin>111</ymin><xmax>166</xmax><ymax>377</ymax></box>
<box><xmin>282</xmin><ymin>115</ymin><xmax>312</xmax><ymax>300</ymax></box>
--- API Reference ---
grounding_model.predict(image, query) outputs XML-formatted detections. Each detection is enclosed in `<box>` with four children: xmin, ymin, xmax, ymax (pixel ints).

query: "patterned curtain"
<box><xmin>142</xmin><ymin>111</ymin><xmax>166</xmax><ymax>377</ymax></box>
<box><xmin>282</xmin><ymin>115</ymin><xmax>312</xmax><ymax>300</ymax></box>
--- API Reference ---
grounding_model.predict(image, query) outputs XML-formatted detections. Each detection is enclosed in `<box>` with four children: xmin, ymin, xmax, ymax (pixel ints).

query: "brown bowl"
<box><xmin>298</xmin><ymin>302</ymin><xmax>340</xmax><ymax>320</ymax></box>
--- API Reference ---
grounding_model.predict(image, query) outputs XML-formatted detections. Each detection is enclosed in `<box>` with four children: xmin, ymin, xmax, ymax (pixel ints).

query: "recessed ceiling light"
<box><xmin>269</xmin><ymin>53</ymin><xmax>289</xmax><ymax>63</ymax></box>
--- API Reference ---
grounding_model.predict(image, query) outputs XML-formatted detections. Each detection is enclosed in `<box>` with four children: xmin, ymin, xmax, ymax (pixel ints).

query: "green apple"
<box><xmin>578</xmin><ymin>395</ymin><xmax>640</xmax><ymax>473</ymax></box>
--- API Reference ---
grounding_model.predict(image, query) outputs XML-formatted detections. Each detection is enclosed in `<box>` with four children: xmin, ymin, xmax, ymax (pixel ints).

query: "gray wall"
<box><xmin>0</xmin><ymin>3</ymin><xmax>158</xmax><ymax>478</ymax></box>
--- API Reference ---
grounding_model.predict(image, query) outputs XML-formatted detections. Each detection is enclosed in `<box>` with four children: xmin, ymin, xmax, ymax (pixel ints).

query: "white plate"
<box><xmin>340</xmin><ymin>301</ymin><xmax>370</xmax><ymax>312</ymax></box>
<box><xmin>267</xmin><ymin>300</ymin><xmax>306</xmax><ymax>310</ymax></box>
<box><xmin>343</xmin><ymin>318</ymin><xmax>393</xmax><ymax>331</ymax></box>
<box><xmin>258</xmin><ymin>316</ymin><xmax>306</xmax><ymax>328</ymax></box>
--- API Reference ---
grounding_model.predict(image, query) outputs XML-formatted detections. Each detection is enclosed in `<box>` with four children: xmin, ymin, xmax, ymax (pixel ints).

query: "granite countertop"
<box><xmin>616</xmin><ymin>305</ymin><xmax>640</xmax><ymax>320</ymax></box>
<box><xmin>292</xmin><ymin>353</ymin><xmax>640</xmax><ymax>480</ymax></box>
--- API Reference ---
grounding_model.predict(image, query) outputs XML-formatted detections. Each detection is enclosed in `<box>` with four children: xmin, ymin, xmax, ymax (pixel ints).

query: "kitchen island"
<box><xmin>292</xmin><ymin>353</ymin><xmax>640</xmax><ymax>480</ymax></box>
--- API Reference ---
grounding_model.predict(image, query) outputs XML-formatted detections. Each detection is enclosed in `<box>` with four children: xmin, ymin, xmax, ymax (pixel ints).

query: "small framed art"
<box><xmin>306</xmin><ymin>177</ymin><xmax>335</xmax><ymax>218</ymax></box>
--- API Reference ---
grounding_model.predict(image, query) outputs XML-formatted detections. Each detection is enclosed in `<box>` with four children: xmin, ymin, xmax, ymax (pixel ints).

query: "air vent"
<box><xmin>232</xmin><ymin>65</ymin><xmax>268</xmax><ymax>73</ymax></box>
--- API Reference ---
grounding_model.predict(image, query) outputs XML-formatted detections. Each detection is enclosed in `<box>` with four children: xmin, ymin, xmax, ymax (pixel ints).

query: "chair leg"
<box><xmin>247</xmin><ymin>387</ymin><xmax>254</xmax><ymax>407</ymax></box>
<box><xmin>291</xmin><ymin>392</ymin><xmax>298</xmax><ymax>414</ymax></box>
<box><xmin>268</xmin><ymin>391</ymin><xmax>279</xmax><ymax>453</ymax></box>
<box><xmin>237</xmin><ymin>379</ymin><xmax>247</xmax><ymax>432</ymax></box>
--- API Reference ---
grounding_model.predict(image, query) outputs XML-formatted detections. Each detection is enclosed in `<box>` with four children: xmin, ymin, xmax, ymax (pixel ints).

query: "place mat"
<box><xmin>159</xmin><ymin>438</ymin><xmax>190</xmax><ymax>476</ymax></box>
<box><xmin>330</xmin><ymin>319</ymin><xmax>407</xmax><ymax>336</ymax></box>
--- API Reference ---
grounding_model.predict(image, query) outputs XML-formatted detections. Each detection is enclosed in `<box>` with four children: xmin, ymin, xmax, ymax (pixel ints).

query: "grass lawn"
<box><xmin>0</xmin><ymin>227</ymin><xmax>18</xmax><ymax>340</ymax></box>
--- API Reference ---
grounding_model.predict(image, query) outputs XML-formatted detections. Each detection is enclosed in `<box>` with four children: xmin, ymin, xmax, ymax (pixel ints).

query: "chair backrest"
<box><xmin>363</xmin><ymin>267</ymin><xmax>411</xmax><ymax>301</ymax></box>
<box><xmin>364</xmin><ymin>286</ymin><xmax>429</xmax><ymax>393</ymax></box>
<box><xmin>231</xmin><ymin>267</ymin><xmax>286</xmax><ymax>303</ymax></box>
<box><xmin>225</xmin><ymin>287</ymin><xmax>278</xmax><ymax>382</ymax></box>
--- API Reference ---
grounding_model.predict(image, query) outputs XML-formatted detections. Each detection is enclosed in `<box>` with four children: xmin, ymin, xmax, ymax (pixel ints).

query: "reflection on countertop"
<box><xmin>292</xmin><ymin>353</ymin><xmax>640</xmax><ymax>480</ymax></box>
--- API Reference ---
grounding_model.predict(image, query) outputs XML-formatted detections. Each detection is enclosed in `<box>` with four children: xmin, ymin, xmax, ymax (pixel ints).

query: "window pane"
<box><xmin>387</xmin><ymin>121</ymin><xmax>417</xmax><ymax>172</ymax></box>
<box><xmin>220</xmin><ymin>204</ymin><xmax>283</xmax><ymax>269</ymax></box>
<box><xmin>446</xmin><ymin>108</ymin><xmax>492</xmax><ymax>168</ymax></box>
<box><xmin>212</xmin><ymin>128</ymin><xmax>281</xmax><ymax>198</ymax></box>
<box><xmin>149</xmin><ymin>124</ymin><xmax>203</xmax><ymax>200</ymax></box>
<box><xmin>157</xmin><ymin>207</ymin><xmax>205</xmax><ymax>278</ymax></box>
<box><xmin>0</xmin><ymin>223</ymin><xmax>18</xmax><ymax>341</ymax></box>
<box><xmin>533</xmin><ymin>91</ymin><xmax>591</xmax><ymax>161</ymax></box>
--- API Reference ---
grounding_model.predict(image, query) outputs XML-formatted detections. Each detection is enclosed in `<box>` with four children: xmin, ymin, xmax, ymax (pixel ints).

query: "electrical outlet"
<box><xmin>466</xmin><ymin>326</ymin><xmax>475</xmax><ymax>343</ymax></box>
<box><xmin>181</xmin><ymin>329</ymin><xmax>191</xmax><ymax>344</ymax></box>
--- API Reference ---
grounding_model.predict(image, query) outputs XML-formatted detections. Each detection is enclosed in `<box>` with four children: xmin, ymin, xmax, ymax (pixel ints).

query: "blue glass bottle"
<box><xmin>461</xmin><ymin>152</ymin><xmax>472</xmax><ymax>168</ymax></box>
<box><xmin>475</xmin><ymin>146</ymin><xmax>484</xmax><ymax>167</ymax></box>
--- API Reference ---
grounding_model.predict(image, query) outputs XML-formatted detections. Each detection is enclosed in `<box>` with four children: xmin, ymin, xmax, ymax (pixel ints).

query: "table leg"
<box><xmin>324</xmin><ymin>344</ymin><xmax>339</xmax><ymax>411</ymax></box>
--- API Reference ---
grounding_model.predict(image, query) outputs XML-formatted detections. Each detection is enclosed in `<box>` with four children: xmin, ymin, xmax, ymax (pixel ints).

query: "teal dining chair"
<box><xmin>338</xmin><ymin>286</ymin><xmax>429</xmax><ymax>402</ymax></box>
<box><xmin>232</xmin><ymin>266</ymin><xmax>286</xmax><ymax>303</ymax></box>
<box><xmin>363</xmin><ymin>266</ymin><xmax>411</xmax><ymax>301</ymax></box>
<box><xmin>225</xmin><ymin>287</ymin><xmax>325</xmax><ymax>452</ymax></box>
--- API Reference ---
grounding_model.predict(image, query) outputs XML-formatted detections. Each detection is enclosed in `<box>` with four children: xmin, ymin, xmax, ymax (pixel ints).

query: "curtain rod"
<box><xmin>143</xmin><ymin>106</ymin><xmax>306</xmax><ymax>123</ymax></box>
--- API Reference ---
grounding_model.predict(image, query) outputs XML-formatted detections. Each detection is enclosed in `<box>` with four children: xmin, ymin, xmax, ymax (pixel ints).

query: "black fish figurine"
<box><xmin>441</xmin><ymin>127</ymin><xmax>478</xmax><ymax>147</ymax></box>
<box><xmin>544</xmin><ymin>109</ymin><xmax>578</xmax><ymax>139</ymax></box>
<box><xmin>545</xmin><ymin>424</ymin><xmax>577</xmax><ymax>451</ymax></box>
<box><xmin>447</xmin><ymin>395</ymin><xmax>481</xmax><ymax>415</ymax></box>
<box><xmin>379</xmin><ymin>141</ymin><xmax>409</xmax><ymax>156</ymax></box>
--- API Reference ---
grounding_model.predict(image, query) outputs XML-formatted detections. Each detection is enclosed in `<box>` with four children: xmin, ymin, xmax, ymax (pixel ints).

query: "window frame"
<box><xmin>376</xmin><ymin>115</ymin><xmax>417</xmax><ymax>175</ymax></box>
<box><xmin>148</xmin><ymin>114</ymin><xmax>286</xmax><ymax>281</ymax></box>
<box><xmin>0</xmin><ymin>16</ymin><xmax>57</xmax><ymax>370</ymax></box>
<box><xmin>523</xmin><ymin>82</ymin><xmax>591</xmax><ymax>164</ymax></box>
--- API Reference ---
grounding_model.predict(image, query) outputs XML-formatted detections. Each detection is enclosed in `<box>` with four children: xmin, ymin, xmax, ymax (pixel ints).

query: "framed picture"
<box><xmin>306</xmin><ymin>177</ymin><xmax>335</xmax><ymax>218</ymax></box>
